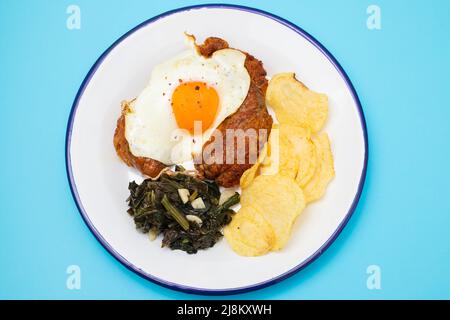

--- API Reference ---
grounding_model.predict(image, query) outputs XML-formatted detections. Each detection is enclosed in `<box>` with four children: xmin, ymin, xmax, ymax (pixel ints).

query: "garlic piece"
<box><xmin>191</xmin><ymin>197</ymin><xmax>206</xmax><ymax>209</ymax></box>
<box><xmin>177</xmin><ymin>188</ymin><xmax>190</xmax><ymax>204</ymax></box>
<box><xmin>186</xmin><ymin>215</ymin><xmax>203</xmax><ymax>225</ymax></box>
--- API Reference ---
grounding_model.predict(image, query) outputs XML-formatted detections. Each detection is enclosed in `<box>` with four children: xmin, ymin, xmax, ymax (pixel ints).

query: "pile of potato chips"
<box><xmin>225</xmin><ymin>73</ymin><xmax>335</xmax><ymax>256</ymax></box>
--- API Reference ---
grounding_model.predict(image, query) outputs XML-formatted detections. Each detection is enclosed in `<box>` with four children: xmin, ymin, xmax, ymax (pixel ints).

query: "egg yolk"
<box><xmin>171</xmin><ymin>81</ymin><xmax>219</xmax><ymax>134</ymax></box>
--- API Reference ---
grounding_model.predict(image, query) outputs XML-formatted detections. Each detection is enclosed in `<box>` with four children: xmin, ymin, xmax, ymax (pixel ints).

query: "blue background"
<box><xmin>1</xmin><ymin>0</ymin><xmax>449</xmax><ymax>299</ymax></box>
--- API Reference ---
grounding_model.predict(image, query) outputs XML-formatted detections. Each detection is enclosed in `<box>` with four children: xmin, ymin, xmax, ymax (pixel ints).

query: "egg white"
<box><xmin>125</xmin><ymin>37</ymin><xmax>250</xmax><ymax>165</ymax></box>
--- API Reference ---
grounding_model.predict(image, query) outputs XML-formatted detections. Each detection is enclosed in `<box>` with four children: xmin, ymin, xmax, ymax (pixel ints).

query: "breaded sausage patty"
<box><xmin>113</xmin><ymin>37</ymin><xmax>272</xmax><ymax>184</ymax></box>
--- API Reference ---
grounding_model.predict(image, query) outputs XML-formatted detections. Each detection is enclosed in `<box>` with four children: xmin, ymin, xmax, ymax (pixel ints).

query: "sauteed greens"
<box><xmin>127</xmin><ymin>169</ymin><xmax>240</xmax><ymax>254</ymax></box>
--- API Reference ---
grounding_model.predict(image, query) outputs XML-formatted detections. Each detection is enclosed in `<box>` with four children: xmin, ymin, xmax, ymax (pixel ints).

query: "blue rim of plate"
<box><xmin>65</xmin><ymin>3</ymin><xmax>369</xmax><ymax>296</ymax></box>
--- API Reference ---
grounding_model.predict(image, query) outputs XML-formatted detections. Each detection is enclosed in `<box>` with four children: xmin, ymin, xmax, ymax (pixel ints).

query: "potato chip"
<box><xmin>260</xmin><ymin>124</ymin><xmax>312</xmax><ymax>180</ymax></box>
<box><xmin>240</xmin><ymin>175</ymin><xmax>306</xmax><ymax>250</ymax></box>
<box><xmin>240</xmin><ymin>143</ymin><xmax>268</xmax><ymax>189</ymax></box>
<box><xmin>224</xmin><ymin>206</ymin><xmax>275</xmax><ymax>256</ymax></box>
<box><xmin>260</xmin><ymin>126</ymin><xmax>297</xmax><ymax>178</ymax></box>
<box><xmin>280</xmin><ymin>123</ymin><xmax>311</xmax><ymax>140</ymax></box>
<box><xmin>302</xmin><ymin>133</ymin><xmax>335</xmax><ymax>203</ymax></box>
<box><xmin>294</xmin><ymin>135</ymin><xmax>317</xmax><ymax>188</ymax></box>
<box><xmin>266</xmin><ymin>73</ymin><xmax>328</xmax><ymax>133</ymax></box>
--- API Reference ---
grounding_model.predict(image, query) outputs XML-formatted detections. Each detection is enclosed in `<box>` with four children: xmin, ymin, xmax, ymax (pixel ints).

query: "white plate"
<box><xmin>66</xmin><ymin>4</ymin><xmax>368</xmax><ymax>295</ymax></box>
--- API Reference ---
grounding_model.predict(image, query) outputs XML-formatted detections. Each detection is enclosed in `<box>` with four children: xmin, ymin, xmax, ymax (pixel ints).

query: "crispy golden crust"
<box><xmin>113</xmin><ymin>37</ymin><xmax>272</xmax><ymax>184</ymax></box>
<box><xmin>194</xmin><ymin>41</ymin><xmax>273</xmax><ymax>187</ymax></box>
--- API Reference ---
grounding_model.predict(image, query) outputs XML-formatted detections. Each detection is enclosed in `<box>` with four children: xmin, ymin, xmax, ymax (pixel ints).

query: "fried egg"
<box><xmin>125</xmin><ymin>35</ymin><xmax>250</xmax><ymax>164</ymax></box>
